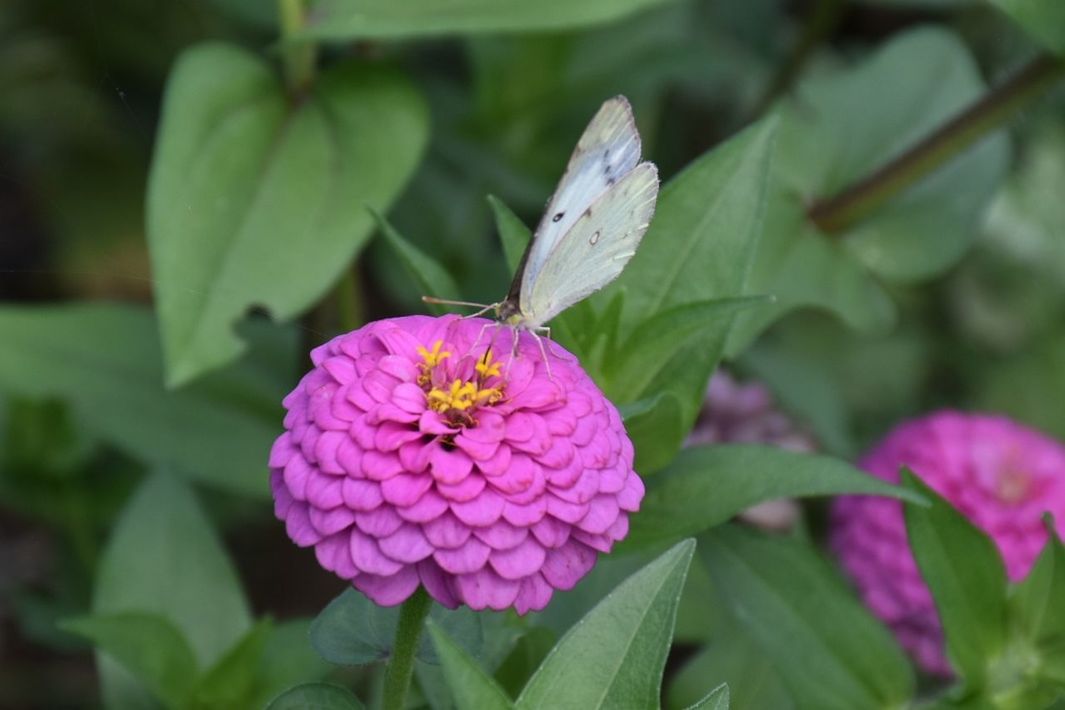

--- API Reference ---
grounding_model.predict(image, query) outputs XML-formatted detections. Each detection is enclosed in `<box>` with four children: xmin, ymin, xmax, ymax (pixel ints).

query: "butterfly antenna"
<box><xmin>422</xmin><ymin>296</ymin><xmax>499</xmax><ymax>319</ymax></box>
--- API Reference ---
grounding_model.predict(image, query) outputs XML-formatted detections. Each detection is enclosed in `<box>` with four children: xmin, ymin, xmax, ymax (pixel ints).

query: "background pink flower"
<box><xmin>832</xmin><ymin>411</ymin><xmax>1065</xmax><ymax>676</ymax></box>
<box><xmin>269</xmin><ymin>315</ymin><xmax>643</xmax><ymax>613</ymax></box>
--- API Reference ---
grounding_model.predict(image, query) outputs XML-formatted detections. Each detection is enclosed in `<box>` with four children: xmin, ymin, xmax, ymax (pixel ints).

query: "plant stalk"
<box><xmin>808</xmin><ymin>52</ymin><xmax>1065</xmax><ymax>235</ymax></box>
<box><xmin>278</xmin><ymin>0</ymin><xmax>317</xmax><ymax>94</ymax></box>
<box><xmin>382</xmin><ymin>587</ymin><xmax>432</xmax><ymax>710</ymax></box>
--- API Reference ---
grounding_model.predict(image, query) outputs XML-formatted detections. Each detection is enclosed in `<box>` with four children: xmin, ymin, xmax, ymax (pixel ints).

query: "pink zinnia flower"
<box><xmin>269</xmin><ymin>315</ymin><xmax>643</xmax><ymax>613</ymax></box>
<box><xmin>831</xmin><ymin>411</ymin><xmax>1065</xmax><ymax>676</ymax></box>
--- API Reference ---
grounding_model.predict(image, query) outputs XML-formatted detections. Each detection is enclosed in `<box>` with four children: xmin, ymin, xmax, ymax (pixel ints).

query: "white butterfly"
<box><xmin>428</xmin><ymin>96</ymin><xmax>659</xmax><ymax>342</ymax></box>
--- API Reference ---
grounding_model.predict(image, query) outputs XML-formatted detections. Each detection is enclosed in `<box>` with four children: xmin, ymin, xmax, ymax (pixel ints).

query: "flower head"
<box><xmin>269</xmin><ymin>315</ymin><xmax>643</xmax><ymax>613</ymax></box>
<box><xmin>831</xmin><ymin>411</ymin><xmax>1065</xmax><ymax>676</ymax></box>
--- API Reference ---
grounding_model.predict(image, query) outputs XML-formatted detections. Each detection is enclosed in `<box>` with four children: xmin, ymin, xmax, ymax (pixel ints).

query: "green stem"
<box><xmin>278</xmin><ymin>0</ymin><xmax>317</xmax><ymax>94</ymax></box>
<box><xmin>382</xmin><ymin>587</ymin><xmax>432</xmax><ymax>710</ymax></box>
<box><xmin>808</xmin><ymin>52</ymin><xmax>1065</xmax><ymax>235</ymax></box>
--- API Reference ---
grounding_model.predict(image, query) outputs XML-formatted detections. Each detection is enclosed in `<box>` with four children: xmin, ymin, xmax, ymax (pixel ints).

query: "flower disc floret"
<box><xmin>269</xmin><ymin>315</ymin><xmax>644</xmax><ymax>613</ymax></box>
<box><xmin>831</xmin><ymin>411</ymin><xmax>1065</xmax><ymax>676</ymax></box>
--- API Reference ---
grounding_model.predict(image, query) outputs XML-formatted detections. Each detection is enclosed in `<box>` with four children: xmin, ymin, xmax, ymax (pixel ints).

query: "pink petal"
<box><xmin>353</xmin><ymin>566</ymin><xmax>420</xmax><ymax>607</ymax></box>
<box><xmin>451</xmin><ymin>489</ymin><xmax>504</xmax><ymax>527</ymax></box>
<box><xmin>454</xmin><ymin>568</ymin><xmax>520</xmax><ymax>610</ymax></box>
<box><xmin>285</xmin><ymin>502</ymin><xmax>321</xmax><ymax>546</ymax></box>
<box><xmin>375</xmin><ymin>422</ymin><xmax>422</xmax><ymax>452</ymax></box>
<box><xmin>396</xmin><ymin>489</ymin><xmax>449</xmax><ymax>523</ymax></box>
<box><xmin>362</xmin><ymin>370</ymin><xmax>399</xmax><ymax>403</ymax></box>
<box><xmin>362</xmin><ymin>450</ymin><xmax>405</xmax><ymax>481</ymax></box>
<box><xmin>268</xmin><ymin>433</ymin><xmax>296</xmax><ymax>468</ymax></box>
<box><xmin>433</xmin><ymin>537</ymin><xmax>491</xmax><ymax>574</ymax></box>
<box><xmin>617</xmin><ymin>473</ymin><xmax>645</xmax><ymax>511</ymax></box>
<box><xmin>531</xmin><ymin>516</ymin><xmax>571</xmax><ymax>549</ymax></box>
<box><xmin>376</xmin><ymin>327</ymin><xmax>423</xmax><ymax>360</ymax></box>
<box><xmin>545</xmin><ymin>408</ymin><xmax>577</xmax><ymax>436</ymax></box>
<box><xmin>505</xmin><ymin>412</ymin><xmax>536</xmax><ymax>443</ymax></box>
<box><xmin>315</xmin><ymin>533</ymin><xmax>356</xmax><ymax>577</ymax></box>
<box><xmin>541</xmin><ymin>540</ymin><xmax>597</xmax><ymax>590</ymax></box>
<box><xmin>514</xmin><ymin>573</ymin><xmax>553</xmax><ymax>614</ymax></box>
<box><xmin>489</xmin><ymin>537</ymin><xmax>547</xmax><ymax>580</ymax></box>
<box><xmin>437</xmin><ymin>474</ymin><xmax>487</xmax><ymax>502</ymax></box>
<box><xmin>309</xmin><ymin>505</ymin><xmax>356</xmax><ymax>536</ymax></box>
<box><xmin>399</xmin><ymin>439</ymin><xmax>434</xmax><ymax>474</ymax></box>
<box><xmin>311</xmin><ymin>386</ymin><xmax>347</xmax><ymax>430</ymax></box>
<box><xmin>379</xmin><ymin>523</ymin><xmax>435</xmax><ymax>563</ymax></box>
<box><xmin>381</xmin><ymin>473</ymin><xmax>433</xmax><ymax>507</ymax></box>
<box><xmin>349</xmin><ymin>528</ymin><xmax>403</xmax><ymax>576</ymax></box>
<box><xmin>337</xmin><ymin>438</ymin><xmax>363</xmax><ymax>477</ymax></box>
<box><xmin>306</xmin><ymin>473</ymin><xmax>344</xmax><ymax>509</ymax></box>
<box><xmin>331</xmin><ymin>386</ymin><xmax>361</xmax><ymax>421</ymax></box>
<box><xmin>271</xmin><ymin>471</ymin><xmax>294</xmax><ymax>517</ymax></box>
<box><xmin>476</xmin><ymin>443</ymin><xmax>512</xmax><ymax>477</ymax></box>
<box><xmin>572</xmin><ymin>416</ymin><xmax>597</xmax><ymax>447</ymax></box>
<box><xmin>453</xmin><ymin>433</ymin><xmax>500</xmax><ymax>461</ymax></box>
<box><xmin>368</xmin><ymin>403</ymin><xmax>421</xmax><ymax>425</ymax></box>
<box><xmin>502</xmin><ymin>497</ymin><xmax>547</xmax><ymax>527</ymax></box>
<box><xmin>355</xmin><ymin>506</ymin><xmax>404</xmax><ymax>537</ymax></box>
<box><xmin>419</xmin><ymin>411</ymin><xmax>458</xmax><ymax>436</ymax></box>
<box><xmin>463</xmin><ymin>412</ymin><xmax>506</xmax><ymax>444</ymax></box>
<box><xmin>418</xmin><ymin>560</ymin><xmax>459</xmax><ymax>609</ymax></box>
<box><xmin>321</xmin><ymin>355</ymin><xmax>356</xmax><ymax>384</ymax></box>
<box><xmin>539</xmin><ymin>438</ymin><xmax>575</xmax><ymax>470</ymax></box>
<box><xmin>488</xmin><ymin>453</ymin><xmax>539</xmax><ymax>496</ymax></box>
<box><xmin>473</xmin><ymin>521</ymin><xmax>529</xmax><ymax>550</ymax></box>
<box><xmin>346</xmin><ymin>383</ymin><xmax>376</xmax><ymax>412</ymax></box>
<box><xmin>571</xmin><ymin>529</ymin><xmax>613</xmax><ymax>553</ymax></box>
<box><xmin>315</xmin><ymin>430</ymin><xmax>348</xmax><ymax>474</ymax></box>
<box><xmin>342</xmin><ymin>478</ymin><xmax>383</xmax><ymax>511</ymax></box>
<box><xmin>508</xmin><ymin>380</ymin><xmax>562</xmax><ymax>411</ymax></box>
<box><xmin>283</xmin><ymin>455</ymin><xmax>313</xmax><ymax>500</ymax></box>
<box><xmin>546</xmin><ymin>495</ymin><xmax>589</xmax><ymax>524</ymax></box>
<box><xmin>378</xmin><ymin>355</ymin><xmax>419</xmax><ymax>382</ymax></box>
<box><xmin>550</xmin><ymin>468</ymin><xmax>600</xmax><ymax>505</ymax></box>
<box><xmin>430</xmin><ymin>446</ymin><xmax>474</xmax><ymax>485</ymax></box>
<box><xmin>392</xmin><ymin>382</ymin><xmax>428</xmax><ymax>414</ymax></box>
<box><xmin>423</xmin><ymin>512</ymin><xmax>471</xmax><ymax>548</ymax></box>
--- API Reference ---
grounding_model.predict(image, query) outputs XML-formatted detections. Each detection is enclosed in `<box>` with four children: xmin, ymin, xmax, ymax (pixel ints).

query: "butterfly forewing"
<box><xmin>520</xmin><ymin>162</ymin><xmax>659</xmax><ymax>328</ymax></box>
<box><xmin>519</xmin><ymin>97</ymin><xmax>643</xmax><ymax>295</ymax></box>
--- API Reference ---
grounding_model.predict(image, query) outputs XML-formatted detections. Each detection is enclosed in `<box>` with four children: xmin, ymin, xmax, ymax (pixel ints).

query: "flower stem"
<box><xmin>807</xmin><ymin>52</ymin><xmax>1065</xmax><ymax>235</ymax></box>
<box><xmin>278</xmin><ymin>0</ymin><xmax>317</xmax><ymax>94</ymax></box>
<box><xmin>382</xmin><ymin>587</ymin><xmax>432</xmax><ymax>710</ymax></box>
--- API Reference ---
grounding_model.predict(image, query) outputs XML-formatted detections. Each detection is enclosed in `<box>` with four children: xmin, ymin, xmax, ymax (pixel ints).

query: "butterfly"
<box><xmin>428</xmin><ymin>96</ymin><xmax>659</xmax><ymax>352</ymax></box>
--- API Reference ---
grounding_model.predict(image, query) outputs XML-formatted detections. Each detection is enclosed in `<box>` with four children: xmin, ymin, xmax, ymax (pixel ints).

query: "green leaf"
<box><xmin>193</xmin><ymin>620</ymin><xmax>273</xmax><ymax>709</ymax></box>
<box><xmin>489</xmin><ymin>194</ymin><xmax>532</xmax><ymax>276</ymax></box>
<box><xmin>621</xmin><ymin>391</ymin><xmax>686</xmax><ymax>474</ymax></box>
<box><xmin>250</xmin><ymin>620</ymin><xmax>334</xmax><ymax>709</ymax></box>
<box><xmin>493</xmin><ymin>627</ymin><xmax>557</xmax><ymax>699</ymax></box>
<box><xmin>148</xmin><ymin>42</ymin><xmax>428</xmax><ymax>386</ymax></box>
<box><xmin>93</xmin><ymin>472</ymin><xmax>251</xmax><ymax>708</ymax></box>
<box><xmin>516</xmin><ymin>539</ymin><xmax>695</xmax><ymax>709</ymax></box>
<box><xmin>1013</xmin><ymin>517</ymin><xmax>1065</xmax><ymax>646</ymax></box>
<box><xmin>667</xmin><ymin>638</ymin><xmax>791</xmax><ymax>710</ymax></box>
<box><xmin>60</xmin><ymin>612</ymin><xmax>198</xmax><ymax>708</ymax></box>
<box><xmin>609</xmin><ymin>116</ymin><xmax>776</xmax><ymax>462</ymax></box>
<box><xmin>606</xmin><ymin>296</ymin><xmax>771</xmax><ymax>403</ymax></box>
<box><xmin>374</xmin><ymin>212</ymin><xmax>462</xmax><ymax>314</ymax></box>
<box><xmin>0</xmin><ymin>303</ymin><xmax>285</xmax><ymax>497</ymax></box>
<box><xmin>621</xmin><ymin>444</ymin><xmax>925</xmax><ymax>551</ymax></box>
<box><xmin>700</xmin><ymin>525</ymin><xmax>914</xmax><ymax>709</ymax></box>
<box><xmin>266</xmin><ymin>683</ymin><xmax>365</xmax><ymax>710</ymax></box>
<box><xmin>299</xmin><ymin>0</ymin><xmax>678</xmax><ymax>40</ymax></box>
<box><xmin>730</xmin><ymin>27</ymin><xmax>1008</xmax><ymax>353</ymax></box>
<box><xmin>988</xmin><ymin>0</ymin><xmax>1065</xmax><ymax>54</ymax></box>
<box><xmin>427</xmin><ymin>620</ymin><xmax>514</xmax><ymax>710</ymax></box>
<box><xmin>686</xmin><ymin>683</ymin><xmax>729</xmax><ymax>710</ymax></box>
<box><xmin>310</xmin><ymin>588</ymin><xmax>483</xmax><ymax>666</ymax></box>
<box><xmin>903</xmin><ymin>470</ymin><xmax>1008</xmax><ymax>684</ymax></box>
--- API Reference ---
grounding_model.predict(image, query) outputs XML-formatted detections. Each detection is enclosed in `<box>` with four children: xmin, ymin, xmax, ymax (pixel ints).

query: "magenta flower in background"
<box><xmin>832</xmin><ymin>411</ymin><xmax>1065</xmax><ymax>676</ymax></box>
<box><xmin>269</xmin><ymin>315</ymin><xmax>643</xmax><ymax>613</ymax></box>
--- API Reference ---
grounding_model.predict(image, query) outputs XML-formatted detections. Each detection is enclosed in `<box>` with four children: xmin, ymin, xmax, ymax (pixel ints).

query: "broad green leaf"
<box><xmin>300</xmin><ymin>0</ymin><xmax>678</xmax><ymax>40</ymax></box>
<box><xmin>493</xmin><ymin>628</ymin><xmax>557</xmax><ymax>699</ymax></box>
<box><xmin>250</xmin><ymin>620</ymin><xmax>334</xmax><ymax>709</ymax></box>
<box><xmin>517</xmin><ymin>539</ymin><xmax>695</xmax><ymax>709</ymax></box>
<box><xmin>701</xmin><ymin>525</ymin><xmax>914</xmax><ymax>709</ymax></box>
<box><xmin>609</xmin><ymin>116</ymin><xmax>776</xmax><ymax>463</ymax></box>
<box><xmin>0</xmin><ymin>303</ymin><xmax>285</xmax><ymax>497</ymax></box>
<box><xmin>490</xmin><ymin>194</ymin><xmax>531</xmax><ymax>276</ymax></box>
<box><xmin>903</xmin><ymin>470</ymin><xmax>1008</xmax><ymax>684</ymax></box>
<box><xmin>193</xmin><ymin>620</ymin><xmax>272</xmax><ymax>709</ymax></box>
<box><xmin>148</xmin><ymin>42</ymin><xmax>428</xmax><ymax>386</ymax></box>
<box><xmin>622</xmin><ymin>444</ymin><xmax>925</xmax><ymax>551</ymax></box>
<box><xmin>1013</xmin><ymin>517</ymin><xmax>1065</xmax><ymax>646</ymax></box>
<box><xmin>987</xmin><ymin>0</ymin><xmax>1065</xmax><ymax>54</ymax></box>
<box><xmin>310</xmin><ymin>588</ymin><xmax>482</xmax><ymax>666</ymax></box>
<box><xmin>667</xmin><ymin>638</ymin><xmax>791</xmax><ymax>710</ymax></box>
<box><xmin>266</xmin><ymin>683</ymin><xmax>365</xmax><ymax>710</ymax></box>
<box><xmin>606</xmin><ymin>296</ymin><xmax>770</xmax><ymax>403</ymax></box>
<box><xmin>621</xmin><ymin>391</ymin><xmax>686</xmax><ymax>474</ymax></box>
<box><xmin>427</xmin><ymin>621</ymin><xmax>514</xmax><ymax>710</ymax></box>
<box><xmin>729</xmin><ymin>28</ymin><xmax>1009</xmax><ymax>353</ymax></box>
<box><xmin>60</xmin><ymin>612</ymin><xmax>198</xmax><ymax>708</ymax></box>
<box><xmin>979</xmin><ymin>333</ymin><xmax>1065</xmax><ymax>442</ymax></box>
<box><xmin>687</xmin><ymin>683</ymin><xmax>729</xmax><ymax>710</ymax></box>
<box><xmin>94</xmin><ymin>472</ymin><xmax>251</xmax><ymax>709</ymax></box>
<box><xmin>374</xmin><ymin>212</ymin><xmax>461</xmax><ymax>314</ymax></box>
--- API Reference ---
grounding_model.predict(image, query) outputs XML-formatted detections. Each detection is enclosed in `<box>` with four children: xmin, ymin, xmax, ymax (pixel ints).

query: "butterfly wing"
<box><xmin>516</xmin><ymin>97</ymin><xmax>644</xmax><ymax>298</ymax></box>
<box><xmin>519</xmin><ymin>161</ymin><xmax>659</xmax><ymax>328</ymax></box>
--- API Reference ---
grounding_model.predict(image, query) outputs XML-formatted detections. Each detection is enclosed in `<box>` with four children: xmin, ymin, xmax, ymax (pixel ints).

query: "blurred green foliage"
<box><xmin>3</xmin><ymin>0</ymin><xmax>1065</xmax><ymax>707</ymax></box>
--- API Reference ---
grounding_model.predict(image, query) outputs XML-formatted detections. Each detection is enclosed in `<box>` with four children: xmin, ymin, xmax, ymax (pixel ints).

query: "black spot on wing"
<box><xmin>552</xmin><ymin>211</ymin><xmax>565</xmax><ymax>223</ymax></box>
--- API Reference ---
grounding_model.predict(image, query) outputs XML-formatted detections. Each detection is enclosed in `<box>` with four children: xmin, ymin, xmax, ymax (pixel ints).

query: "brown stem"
<box><xmin>808</xmin><ymin>52</ymin><xmax>1065</xmax><ymax>235</ymax></box>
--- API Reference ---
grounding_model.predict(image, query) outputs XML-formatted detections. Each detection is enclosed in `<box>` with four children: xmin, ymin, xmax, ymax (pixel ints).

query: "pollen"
<box><xmin>418</xmin><ymin>342</ymin><xmax>503</xmax><ymax>424</ymax></box>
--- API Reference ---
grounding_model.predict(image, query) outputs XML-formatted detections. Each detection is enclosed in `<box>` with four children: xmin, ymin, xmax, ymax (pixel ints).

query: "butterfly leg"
<box><xmin>532</xmin><ymin>326</ymin><xmax>554</xmax><ymax>381</ymax></box>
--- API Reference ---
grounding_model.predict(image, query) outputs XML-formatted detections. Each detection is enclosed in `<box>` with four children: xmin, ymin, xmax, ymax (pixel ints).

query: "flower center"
<box><xmin>417</xmin><ymin>340</ymin><xmax>504</xmax><ymax>426</ymax></box>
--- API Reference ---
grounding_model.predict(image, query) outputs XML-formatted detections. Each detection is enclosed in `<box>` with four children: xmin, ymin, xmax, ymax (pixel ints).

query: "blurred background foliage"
<box><xmin>1</xmin><ymin>0</ymin><xmax>1064</xmax><ymax>707</ymax></box>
